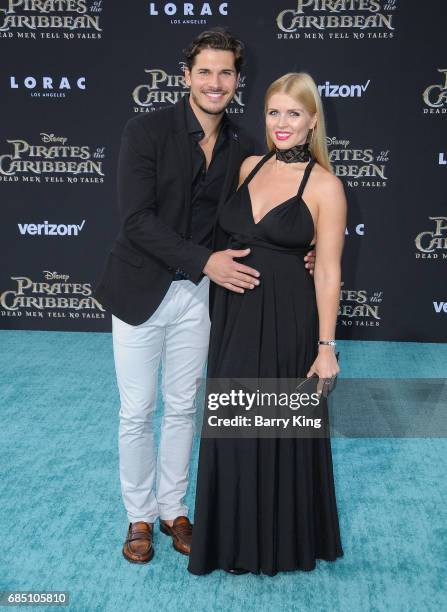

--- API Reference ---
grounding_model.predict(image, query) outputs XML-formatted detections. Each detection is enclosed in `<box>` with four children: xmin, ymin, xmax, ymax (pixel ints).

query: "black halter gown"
<box><xmin>188</xmin><ymin>150</ymin><xmax>344</xmax><ymax>576</ymax></box>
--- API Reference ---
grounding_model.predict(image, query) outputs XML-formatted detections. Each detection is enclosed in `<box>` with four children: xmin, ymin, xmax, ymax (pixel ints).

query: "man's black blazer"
<box><xmin>95</xmin><ymin>96</ymin><xmax>255</xmax><ymax>326</ymax></box>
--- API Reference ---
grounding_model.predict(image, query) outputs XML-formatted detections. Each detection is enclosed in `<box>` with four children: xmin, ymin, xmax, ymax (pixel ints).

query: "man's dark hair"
<box><xmin>183</xmin><ymin>27</ymin><xmax>245</xmax><ymax>74</ymax></box>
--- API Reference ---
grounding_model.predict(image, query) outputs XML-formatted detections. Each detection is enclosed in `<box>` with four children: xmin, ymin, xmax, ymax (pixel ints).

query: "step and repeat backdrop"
<box><xmin>1</xmin><ymin>1</ymin><xmax>446</xmax><ymax>341</ymax></box>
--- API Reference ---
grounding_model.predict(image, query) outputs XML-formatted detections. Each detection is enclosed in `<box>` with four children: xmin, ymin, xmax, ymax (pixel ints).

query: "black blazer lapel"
<box><xmin>173</xmin><ymin>97</ymin><xmax>192</xmax><ymax>235</ymax></box>
<box><xmin>217</xmin><ymin>128</ymin><xmax>241</xmax><ymax>216</ymax></box>
<box><xmin>211</xmin><ymin>130</ymin><xmax>241</xmax><ymax>250</ymax></box>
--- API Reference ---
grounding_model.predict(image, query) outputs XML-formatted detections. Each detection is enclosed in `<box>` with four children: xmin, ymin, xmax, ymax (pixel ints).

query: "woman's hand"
<box><xmin>306</xmin><ymin>347</ymin><xmax>340</xmax><ymax>396</ymax></box>
<box><xmin>306</xmin><ymin>346</ymin><xmax>340</xmax><ymax>380</ymax></box>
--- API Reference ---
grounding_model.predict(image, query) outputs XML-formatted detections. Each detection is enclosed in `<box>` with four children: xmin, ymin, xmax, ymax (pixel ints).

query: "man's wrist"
<box><xmin>202</xmin><ymin>251</ymin><xmax>214</xmax><ymax>275</ymax></box>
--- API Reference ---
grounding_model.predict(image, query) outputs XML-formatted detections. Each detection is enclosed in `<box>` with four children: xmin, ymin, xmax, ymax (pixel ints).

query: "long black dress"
<box><xmin>188</xmin><ymin>151</ymin><xmax>343</xmax><ymax>576</ymax></box>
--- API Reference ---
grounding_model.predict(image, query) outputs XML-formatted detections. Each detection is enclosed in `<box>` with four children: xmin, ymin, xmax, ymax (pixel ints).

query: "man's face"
<box><xmin>184</xmin><ymin>48</ymin><xmax>239</xmax><ymax>116</ymax></box>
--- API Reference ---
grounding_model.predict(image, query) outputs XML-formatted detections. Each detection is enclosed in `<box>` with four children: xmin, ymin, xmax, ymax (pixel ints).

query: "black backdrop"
<box><xmin>1</xmin><ymin>0</ymin><xmax>446</xmax><ymax>341</ymax></box>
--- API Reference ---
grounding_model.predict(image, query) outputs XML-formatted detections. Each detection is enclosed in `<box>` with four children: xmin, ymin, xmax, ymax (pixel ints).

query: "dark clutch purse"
<box><xmin>295</xmin><ymin>352</ymin><xmax>340</xmax><ymax>398</ymax></box>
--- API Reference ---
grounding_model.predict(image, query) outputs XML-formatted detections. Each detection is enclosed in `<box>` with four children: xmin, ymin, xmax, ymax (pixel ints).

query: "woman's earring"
<box><xmin>308</xmin><ymin>127</ymin><xmax>315</xmax><ymax>148</ymax></box>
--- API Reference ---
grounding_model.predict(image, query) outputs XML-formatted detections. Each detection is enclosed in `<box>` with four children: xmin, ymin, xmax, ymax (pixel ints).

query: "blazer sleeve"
<box><xmin>118</xmin><ymin>117</ymin><xmax>212</xmax><ymax>283</ymax></box>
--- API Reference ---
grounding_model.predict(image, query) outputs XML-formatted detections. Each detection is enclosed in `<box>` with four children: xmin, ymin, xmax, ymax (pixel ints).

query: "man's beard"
<box><xmin>190</xmin><ymin>90</ymin><xmax>232</xmax><ymax>116</ymax></box>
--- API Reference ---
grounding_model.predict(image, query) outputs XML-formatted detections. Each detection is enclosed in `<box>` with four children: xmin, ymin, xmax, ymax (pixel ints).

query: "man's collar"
<box><xmin>184</xmin><ymin>95</ymin><xmax>231</xmax><ymax>139</ymax></box>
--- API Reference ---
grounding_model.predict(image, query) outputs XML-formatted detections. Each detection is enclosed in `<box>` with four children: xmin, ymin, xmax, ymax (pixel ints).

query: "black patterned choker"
<box><xmin>275</xmin><ymin>142</ymin><xmax>311</xmax><ymax>163</ymax></box>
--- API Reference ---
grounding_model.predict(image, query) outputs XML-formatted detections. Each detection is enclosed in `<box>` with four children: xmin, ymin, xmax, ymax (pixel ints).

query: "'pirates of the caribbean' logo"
<box><xmin>415</xmin><ymin>217</ymin><xmax>447</xmax><ymax>257</ymax></box>
<box><xmin>423</xmin><ymin>69</ymin><xmax>447</xmax><ymax>113</ymax></box>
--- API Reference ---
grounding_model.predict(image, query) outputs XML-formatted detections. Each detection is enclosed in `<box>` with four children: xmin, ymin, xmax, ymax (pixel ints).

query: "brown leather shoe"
<box><xmin>159</xmin><ymin>516</ymin><xmax>192</xmax><ymax>555</ymax></box>
<box><xmin>122</xmin><ymin>521</ymin><xmax>154</xmax><ymax>564</ymax></box>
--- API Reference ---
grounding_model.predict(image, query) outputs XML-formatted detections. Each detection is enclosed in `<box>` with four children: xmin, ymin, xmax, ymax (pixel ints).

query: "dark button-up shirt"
<box><xmin>186</xmin><ymin>96</ymin><xmax>230</xmax><ymax>247</ymax></box>
<box><xmin>174</xmin><ymin>96</ymin><xmax>231</xmax><ymax>280</ymax></box>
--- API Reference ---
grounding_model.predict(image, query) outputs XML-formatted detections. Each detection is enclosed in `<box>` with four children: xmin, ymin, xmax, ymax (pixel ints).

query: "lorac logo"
<box><xmin>0</xmin><ymin>0</ymin><xmax>103</xmax><ymax>40</ymax></box>
<box><xmin>132</xmin><ymin>63</ymin><xmax>246</xmax><ymax>114</ymax></box>
<box><xmin>276</xmin><ymin>0</ymin><xmax>397</xmax><ymax>40</ymax></box>
<box><xmin>423</xmin><ymin>69</ymin><xmax>447</xmax><ymax>115</ymax></box>
<box><xmin>345</xmin><ymin>223</ymin><xmax>365</xmax><ymax>236</ymax></box>
<box><xmin>415</xmin><ymin>217</ymin><xmax>447</xmax><ymax>259</ymax></box>
<box><xmin>148</xmin><ymin>2</ymin><xmax>228</xmax><ymax>24</ymax></box>
<box><xmin>9</xmin><ymin>74</ymin><xmax>87</xmax><ymax>98</ymax></box>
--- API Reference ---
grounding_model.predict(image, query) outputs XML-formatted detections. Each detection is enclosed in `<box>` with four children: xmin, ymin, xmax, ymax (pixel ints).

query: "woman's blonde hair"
<box><xmin>264</xmin><ymin>72</ymin><xmax>332</xmax><ymax>173</ymax></box>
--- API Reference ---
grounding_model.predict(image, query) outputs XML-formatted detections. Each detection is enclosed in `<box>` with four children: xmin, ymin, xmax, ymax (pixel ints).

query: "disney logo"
<box><xmin>327</xmin><ymin>137</ymin><xmax>350</xmax><ymax>148</ymax></box>
<box><xmin>40</xmin><ymin>133</ymin><xmax>68</xmax><ymax>145</ymax></box>
<box><xmin>43</xmin><ymin>271</ymin><xmax>70</xmax><ymax>281</ymax></box>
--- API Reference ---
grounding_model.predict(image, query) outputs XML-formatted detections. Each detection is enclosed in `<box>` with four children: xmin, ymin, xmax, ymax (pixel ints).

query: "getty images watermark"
<box><xmin>201</xmin><ymin>378</ymin><xmax>330</xmax><ymax>439</ymax></box>
<box><xmin>196</xmin><ymin>378</ymin><xmax>447</xmax><ymax>439</ymax></box>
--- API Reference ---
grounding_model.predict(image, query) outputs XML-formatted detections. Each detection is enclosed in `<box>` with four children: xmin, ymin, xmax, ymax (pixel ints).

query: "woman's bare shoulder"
<box><xmin>239</xmin><ymin>155</ymin><xmax>263</xmax><ymax>180</ymax></box>
<box><xmin>311</xmin><ymin>162</ymin><xmax>345</xmax><ymax>195</ymax></box>
<box><xmin>237</xmin><ymin>155</ymin><xmax>264</xmax><ymax>188</ymax></box>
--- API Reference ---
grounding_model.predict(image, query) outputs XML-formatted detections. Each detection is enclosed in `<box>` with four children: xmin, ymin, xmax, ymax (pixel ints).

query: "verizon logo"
<box><xmin>18</xmin><ymin>220</ymin><xmax>86</xmax><ymax>236</ymax></box>
<box><xmin>433</xmin><ymin>301</ymin><xmax>447</xmax><ymax>313</ymax></box>
<box><xmin>318</xmin><ymin>80</ymin><xmax>371</xmax><ymax>98</ymax></box>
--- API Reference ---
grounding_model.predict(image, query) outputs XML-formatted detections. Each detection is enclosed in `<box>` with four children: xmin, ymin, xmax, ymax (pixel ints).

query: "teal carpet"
<box><xmin>0</xmin><ymin>331</ymin><xmax>446</xmax><ymax>612</ymax></box>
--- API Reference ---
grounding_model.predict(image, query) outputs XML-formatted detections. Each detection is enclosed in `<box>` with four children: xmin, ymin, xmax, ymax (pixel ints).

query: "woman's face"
<box><xmin>266</xmin><ymin>92</ymin><xmax>316</xmax><ymax>149</ymax></box>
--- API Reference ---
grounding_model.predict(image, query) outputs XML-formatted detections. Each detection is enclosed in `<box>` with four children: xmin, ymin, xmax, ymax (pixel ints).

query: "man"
<box><xmin>95</xmin><ymin>28</ymin><xmax>315</xmax><ymax>564</ymax></box>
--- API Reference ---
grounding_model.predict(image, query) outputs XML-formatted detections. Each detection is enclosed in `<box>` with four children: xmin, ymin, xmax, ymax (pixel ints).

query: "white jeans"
<box><xmin>112</xmin><ymin>276</ymin><xmax>211</xmax><ymax>523</ymax></box>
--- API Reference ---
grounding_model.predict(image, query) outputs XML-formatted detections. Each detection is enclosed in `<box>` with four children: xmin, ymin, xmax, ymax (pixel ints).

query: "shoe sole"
<box><xmin>122</xmin><ymin>545</ymin><xmax>154</xmax><ymax>564</ymax></box>
<box><xmin>159</xmin><ymin>522</ymin><xmax>190</xmax><ymax>556</ymax></box>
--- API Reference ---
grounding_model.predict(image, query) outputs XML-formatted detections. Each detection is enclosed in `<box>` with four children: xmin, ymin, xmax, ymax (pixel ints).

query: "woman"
<box><xmin>188</xmin><ymin>72</ymin><xmax>346</xmax><ymax>576</ymax></box>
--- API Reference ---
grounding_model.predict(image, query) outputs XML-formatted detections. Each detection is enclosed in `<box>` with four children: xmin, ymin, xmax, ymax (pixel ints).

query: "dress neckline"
<box><xmin>246</xmin><ymin>185</ymin><xmax>296</xmax><ymax>226</ymax></box>
<box><xmin>244</xmin><ymin>151</ymin><xmax>316</xmax><ymax>227</ymax></box>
